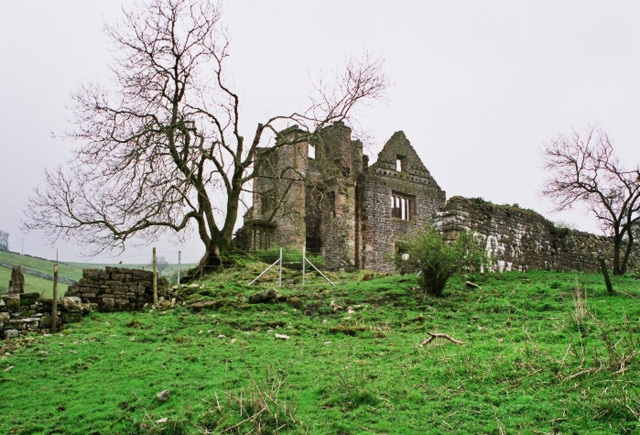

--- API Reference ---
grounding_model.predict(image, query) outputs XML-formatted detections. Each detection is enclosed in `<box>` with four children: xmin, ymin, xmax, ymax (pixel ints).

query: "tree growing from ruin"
<box><xmin>22</xmin><ymin>0</ymin><xmax>387</xmax><ymax>275</ymax></box>
<box><xmin>542</xmin><ymin>125</ymin><xmax>640</xmax><ymax>275</ymax></box>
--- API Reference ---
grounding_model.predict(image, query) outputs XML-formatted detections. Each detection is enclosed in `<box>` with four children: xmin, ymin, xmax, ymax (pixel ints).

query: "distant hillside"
<box><xmin>0</xmin><ymin>251</ymin><xmax>196</xmax><ymax>298</ymax></box>
<box><xmin>0</xmin><ymin>251</ymin><xmax>84</xmax><ymax>282</ymax></box>
<box><xmin>0</xmin><ymin>251</ymin><xmax>85</xmax><ymax>298</ymax></box>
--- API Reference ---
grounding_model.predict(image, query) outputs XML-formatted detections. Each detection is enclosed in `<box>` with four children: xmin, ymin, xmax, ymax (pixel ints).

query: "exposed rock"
<box><xmin>5</xmin><ymin>295</ymin><xmax>20</xmax><ymax>310</ymax></box>
<box><xmin>156</xmin><ymin>389</ymin><xmax>170</xmax><ymax>402</ymax></box>
<box><xmin>19</xmin><ymin>292</ymin><xmax>40</xmax><ymax>306</ymax></box>
<box><xmin>187</xmin><ymin>300</ymin><xmax>219</xmax><ymax>311</ymax></box>
<box><xmin>275</xmin><ymin>293</ymin><xmax>288</xmax><ymax>303</ymax></box>
<box><xmin>248</xmin><ymin>288</ymin><xmax>277</xmax><ymax>304</ymax></box>
<box><xmin>101</xmin><ymin>297</ymin><xmax>115</xmax><ymax>312</ymax></box>
<box><xmin>61</xmin><ymin>297</ymin><xmax>90</xmax><ymax>313</ymax></box>
<box><xmin>8</xmin><ymin>266</ymin><xmax>25</xmax><ymax>294</ymax></box>
<box><xmin>286</xmin><ymin>296</ymin><xmax>303</xmax><ymax>310</ymax></box>
<box><xmin>4</xmin><ymin>329</ymin><xmax>19</xmax><ymax>339</ymax></box>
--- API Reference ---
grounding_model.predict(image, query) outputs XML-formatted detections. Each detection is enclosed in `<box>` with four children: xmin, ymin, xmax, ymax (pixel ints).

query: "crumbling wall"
<box><xmin>0</xmin><ymin>293</ymin><xmax>88</xmax><ymax>340</ymax></box>
<box><xmin>245</xmin><ymin>125</ymin><xmax>633</xmax><ymax>275</ymax></box>
<box><xmin>66</xmin><ymin>267</ymin><xmax>168</xmax><ymax>312</ymax></box>
<box><xmin>434</xmin><ymin>196</ymin><xmax>635</xmax><ymax>272</ymax></box>
<box><xmin>246</xmin><ymin>126</ymin><xmax>308</xmax><ymax>251</ymax></box>
<box><xmin>308</xmin><ymin>122</ymin><xmax>364</xmax><ymax>269</ymax></box>
<box><xmin>247</xmin><ymin>122</ymin><xmax>365</xmax><ymax>269</ymax></box>
<box><xmin>362</xmin><ymin>131</ymin><xmax>447</xmax><ymax>272</ymax></box>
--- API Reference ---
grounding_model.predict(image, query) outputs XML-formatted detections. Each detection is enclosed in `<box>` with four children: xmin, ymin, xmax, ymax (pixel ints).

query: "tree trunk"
<box><xmin>612</xmin><ymin>236</ymin><xmax>623</xmax><ymax>276</ymax></box>
<box><xmin>599</xmin><ymin>258</ymin><xmax>614</xmax><ymax>295</ymax></box>
<box><xmin>192</xmin><ymin>236</ymin><xmax>233</xmax><ymax>278</ymax></box>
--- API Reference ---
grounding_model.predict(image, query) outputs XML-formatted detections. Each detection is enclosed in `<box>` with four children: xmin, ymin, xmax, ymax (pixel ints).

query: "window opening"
<box><xmin>308</xmin><ymin>144</ymin><xmax>316</xmax><ymax>159</ymax></box>
<box><xmin>396</xmin><ymin>155</ymin><xmax>406</xmax><ymax>172</ymax></box>
<box><xmin>391</xmin><ymin>192</ymin><xmax>413</xmax><ymax>220</ymax></box>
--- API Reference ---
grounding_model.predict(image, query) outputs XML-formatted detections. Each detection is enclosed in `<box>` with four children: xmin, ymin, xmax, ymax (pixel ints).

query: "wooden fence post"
<box><xmin>153</xmin><ymin>247</ymin><xmax>158</xmax><ymax>305</ymax></box>
<box><xmin>51</xmin><ymin>264</ymin><xmax>59</xmax><ymax>333</ymax></box>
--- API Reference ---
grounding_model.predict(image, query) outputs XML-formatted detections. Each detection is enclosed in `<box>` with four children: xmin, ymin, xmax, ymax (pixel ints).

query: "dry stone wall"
<box><xmin>434</xmin><ymin>196</ymin><xmax>637</xmax><ymax>273</ymax></box>
<box><xmin>66</xmin><ymin>267</ymin><xmax>169</xmax><ymax>312</ymax></box>
<box><xmin>0</xmin><ymin>293</ymin><xmax>88</xmax><ymax>340</ymax></box>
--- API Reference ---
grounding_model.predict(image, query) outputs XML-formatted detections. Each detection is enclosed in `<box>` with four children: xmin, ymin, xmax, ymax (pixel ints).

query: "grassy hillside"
<box><xmin>0</xmin><ymin>266</ymin><xmax>66</xmax><ymax>297</ymax></box>
<box><xmin>0</xmin><ymin>250</ymin><xmax>84</xmax><ymax>281</ymax></box>
<box><xmin>0</xmin><ymin>250</ymin><xmax>196</xmax><ymax>297</ymax></box>
<box><xmin>0</xmin><ymin>251</ymin><xmax>81</xmax><ymax>297</ymax></box>
<box><xmin>1</xmin><ymin>267</ymin><xmax>639</xmax><ymax>433</ymax></box>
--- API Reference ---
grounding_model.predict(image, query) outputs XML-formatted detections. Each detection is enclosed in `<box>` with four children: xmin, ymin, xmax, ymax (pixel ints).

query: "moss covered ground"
<box><xmin>1</xmin><ymin>266</ymin><xmax>639</xmax><ymax>434</ymax></box>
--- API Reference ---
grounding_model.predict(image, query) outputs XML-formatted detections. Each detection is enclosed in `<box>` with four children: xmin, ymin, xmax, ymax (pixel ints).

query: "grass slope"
<box><xmin>0</xmin><ymin>251</ymin><xmax>84</xmax><ymax>282</ymax></box>
<box><xmin>1</xmin><ymin>268</ymin><xmax>639</xmax><ymax>434</ymax></box>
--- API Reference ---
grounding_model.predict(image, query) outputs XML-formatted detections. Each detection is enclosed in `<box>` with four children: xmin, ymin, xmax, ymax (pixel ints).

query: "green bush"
<box><xmin>395</xmin><ymin>225</ymin><xmax>485</xmax><ymax>296</ymax></box>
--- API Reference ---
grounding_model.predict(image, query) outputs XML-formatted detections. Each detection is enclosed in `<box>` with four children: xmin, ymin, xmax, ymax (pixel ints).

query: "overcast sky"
<box><xmin>2</xmin><ymin>1</ymin><xmax>639</xmax><ymax>264</ymax></box>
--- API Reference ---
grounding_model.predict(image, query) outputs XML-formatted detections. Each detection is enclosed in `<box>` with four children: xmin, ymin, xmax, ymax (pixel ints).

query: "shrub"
<box><xmin>395</xmin><ymin>225</ymin><xmax>485</xmax><ymax>296</ymax></box>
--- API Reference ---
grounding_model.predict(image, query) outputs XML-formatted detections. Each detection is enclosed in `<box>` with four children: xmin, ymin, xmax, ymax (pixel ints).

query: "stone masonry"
<box><xmin>0</xmin><ymin>293</ymin><xmax>89</xmax><ymax>340</ymax></box>
<box><xmin>434</xmin><ymin>196</ymin><xmax>637</xmax><ymax>273</ymax></box>
<box><xmin>362</xmin><ymin>131</ymin><xmax>446</xmax><ymax>271</ymax></box>
<box><xmin>241</xmin><ymin>122</ymin><xmax>636</xmax><ymax>274</ymax></box>
<box><xmin>66</xmin><ymin>267</ymin><xmax>168</xmax><ymax>312</ymax></box>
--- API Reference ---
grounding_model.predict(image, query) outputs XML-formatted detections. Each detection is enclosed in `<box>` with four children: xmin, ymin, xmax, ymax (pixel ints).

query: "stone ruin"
<box><xmin>240</xmin><ymin>122</ymin><xmax>638</xmax><ymax>273</ymax></box>
<box><xmin>1</xmin><ymin>266</ymin><xmax>170</xmax><ymax>341</ymax></box>
<box><xmin>0</xmin><ymin>293</ymin><xmax>90</xmax><ymax>340</ymax></box>
<box><xmin>66</xmin><ymin>266</ymin><xmax>169</xmax><ymax>312</ymax></box>
<box><xmin>8</xmin><ymin>266</ymin><xmax>25</xmax><ymax>294</ymax></box>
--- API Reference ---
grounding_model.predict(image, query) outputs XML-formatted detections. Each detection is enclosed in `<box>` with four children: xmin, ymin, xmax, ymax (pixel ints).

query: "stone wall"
<box><xmin>362</xmin><ymin>132</ymin><xmax>446</xmax><ymax>272</ymax></box>
<box><xmin>434</xmin><ymin>196</ymin><xmax>637</xmax><ymax>272</ymax></box>
<box><xmin>244</xmin><ymin>124</ymin><xmax>635</xmax><ymax>275</ymax></box>
<box><xmin>247</xmin><ymin>122</ymin><xmax>365</xmax><ymax>269</ymax></box>
<box><xmin>0</xmin><ymin>293</ymin><xmax>88</xmax><ymax>340</ymax></box>
<box><xmin>66</xmin><ymin>267</ymin><xmax>168</xmax><ymax>312</ymax></box>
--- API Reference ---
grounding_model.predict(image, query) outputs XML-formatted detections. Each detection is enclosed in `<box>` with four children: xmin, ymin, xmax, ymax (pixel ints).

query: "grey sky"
<box><xmin>1</xmin><ymin>1</ymin><xmax>639</xmax><ymax>263</ymax></box>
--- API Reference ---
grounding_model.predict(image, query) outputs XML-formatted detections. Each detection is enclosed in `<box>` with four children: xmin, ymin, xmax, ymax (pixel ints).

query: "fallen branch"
<box><xmin>562</xmin><ymin>368</ymin><xmax>595</xmax><ymax>382</ymax></box>
<box><xmin>420</xmin><ymin>332</ymin><xmax>464</xmax><ymax>346</ymax></box>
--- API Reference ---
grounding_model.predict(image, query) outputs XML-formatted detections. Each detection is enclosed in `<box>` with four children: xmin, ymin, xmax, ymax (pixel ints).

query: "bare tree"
<box><xmin>542</xmin><ymin>125</ymin><xmax>640</xmax><ymax>275</ymax></box>
<box><xmin>22</xmin><ymin>0</ymin><xmax>387</xmax><ymax>275</ymax></box>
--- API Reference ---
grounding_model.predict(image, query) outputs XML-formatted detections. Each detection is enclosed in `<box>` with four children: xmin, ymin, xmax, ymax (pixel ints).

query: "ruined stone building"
<box><xmin>241</xmin><ymin>122</ymin><xmax>636</xmax><ymax>273</ymax></box>
<box><xmin>243</xmin><ymin>121</ymin><xmax>445</xmax><ymax>271</ymax></box>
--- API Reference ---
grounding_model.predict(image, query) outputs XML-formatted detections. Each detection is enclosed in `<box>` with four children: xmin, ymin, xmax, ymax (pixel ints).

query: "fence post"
<box><xmin>152</xmin><ymin>247</ymin><xmax>158</xmax><ymax>305</ymax></box>
<box><xmin>51</xmin><ymin>264</ymin><xmax>59</xmax><ymax>333</ymax></box>
<box><xmin>302</xmin><ymin>246</ymin><xmax>306</xmax><ymax>287</ymax></box>
<box><xmin>278</xmin><ymin>247</ymin><xmax>283</xmax><ymax>287</ymax></box>
<box><xmin>177</xmin><ymin>250</ymin><xmax>182</xmax><ymax>285</ymax></box>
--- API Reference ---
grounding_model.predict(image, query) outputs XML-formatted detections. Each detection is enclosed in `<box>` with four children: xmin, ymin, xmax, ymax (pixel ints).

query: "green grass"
<box><xmin>0</xmin><ymin>250</ymin><xmax>84</xmax><ymax>282</ymax></box>
<box><xmin>1</xmin><ymin>268</ymin><xmax>640</xmax><ymax>433</ymax></box>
